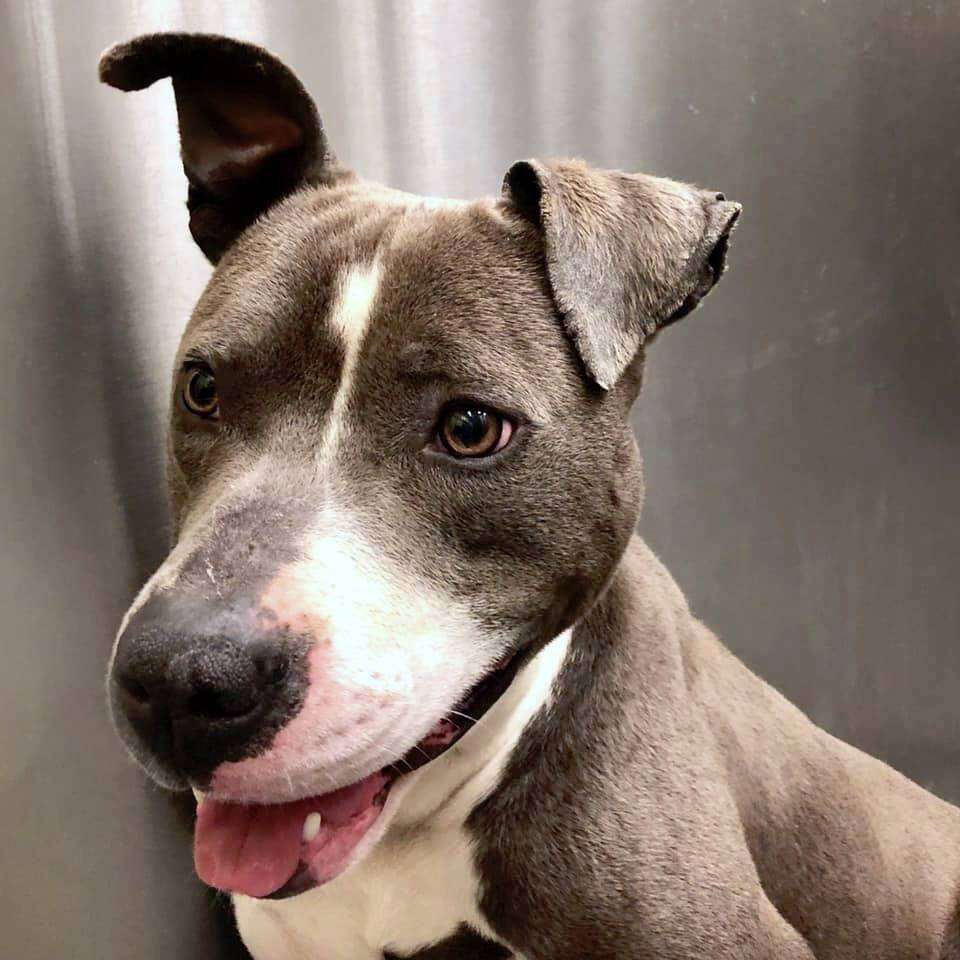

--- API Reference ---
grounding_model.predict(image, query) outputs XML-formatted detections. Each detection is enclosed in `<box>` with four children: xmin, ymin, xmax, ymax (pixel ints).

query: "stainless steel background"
<box><xmin>2</xmin><ymin>1</ymin><xmax>958</xmax><ymax>956</ymax></box>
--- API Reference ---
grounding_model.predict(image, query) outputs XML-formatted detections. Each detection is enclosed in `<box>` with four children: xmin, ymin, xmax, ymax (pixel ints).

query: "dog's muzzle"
<box><xmin>109</xmin><ymin>590</ymin><xmax>309</xmax><ymax>788</ymax></box>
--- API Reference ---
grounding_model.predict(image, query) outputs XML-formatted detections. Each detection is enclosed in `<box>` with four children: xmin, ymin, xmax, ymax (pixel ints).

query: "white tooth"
<box><xmin>302</xmin><ymin>812</ymin><xmax>323</xmax><ymax>843</ymax></box>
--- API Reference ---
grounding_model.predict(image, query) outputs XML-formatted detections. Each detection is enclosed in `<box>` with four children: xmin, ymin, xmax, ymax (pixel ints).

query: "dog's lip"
<box><xmin>262</xmin><ymin>775</ymin><xmax>393</xmax><ymax>901</ymax></box>
<box><xmin>226</xmin><ymin>648</ymin><xmax>525</xmax><ymax>901</ymax></box>
<box><xmin>385</xmin><ymin>646</ymin><xmax>524</xmax><ymax>778</ymax></box>
<box><xmin>201</xmin><ymin>647</ymin><xmax>523</xmax><ymax>804</ymax></box>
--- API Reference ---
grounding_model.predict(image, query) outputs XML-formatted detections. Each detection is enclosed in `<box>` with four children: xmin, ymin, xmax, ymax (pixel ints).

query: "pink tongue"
<box><xmin>194</xmin><ymin>772</ymin><xmax>387</xmax><ymax>898</ymax></box>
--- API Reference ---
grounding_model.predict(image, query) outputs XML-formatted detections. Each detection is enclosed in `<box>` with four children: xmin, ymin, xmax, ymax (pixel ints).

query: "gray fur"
<box><xmin>503</xmin><ymin>158</ymin><xmax>741</xmax><ymax>389</ymax></box>
<box><xmin>471</xmin><ymin>539</ymin><xmax>960</xmax><ymax>959</ymax></box>
<box><xmin>100</xmin><ymin>32</ymin><xmax>960</xmax><ymax>960</ymax></box>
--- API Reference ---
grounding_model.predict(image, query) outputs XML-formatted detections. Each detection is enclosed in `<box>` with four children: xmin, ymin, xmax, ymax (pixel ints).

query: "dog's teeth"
<box><xmin>302</xmin><ymin>812</ymin><xmax>323</xmax><ymax>843</ymax></box>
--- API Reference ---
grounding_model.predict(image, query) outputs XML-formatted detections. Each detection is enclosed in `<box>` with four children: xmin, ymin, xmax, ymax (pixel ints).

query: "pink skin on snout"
<box><xmin>208</xmin><ymin>569</ymin><xmax>407</xmax><ymax>804</ymax></box>
<box><xmin>192</xmin><ymin>561</ymin><xmax>490</xmax><ymax>897</ymax></box>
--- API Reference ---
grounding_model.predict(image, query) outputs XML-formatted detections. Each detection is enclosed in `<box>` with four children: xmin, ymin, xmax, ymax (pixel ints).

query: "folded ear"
<box><xmin>99</xmin><ymin>33</ymin><xmax>341</xmax><ymax>263</ymax></box>
<box><xmin>503</xmin><ymin>159</ymin><xmax>741</xmax><ymax>390</ymax></box>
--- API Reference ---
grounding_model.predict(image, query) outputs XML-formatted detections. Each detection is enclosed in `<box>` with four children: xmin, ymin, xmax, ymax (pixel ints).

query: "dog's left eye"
<box><xmin>437</xmin><ymin>405</ymin><xmax>513</xmax><ymax>458</ymax></box>
<box><xmin>182</xmin><ymin>365</ymin><xmax>219</xmax><ymax>418</ymax></box>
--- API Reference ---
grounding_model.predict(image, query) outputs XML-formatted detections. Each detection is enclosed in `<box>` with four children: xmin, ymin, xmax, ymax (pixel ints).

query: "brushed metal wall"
<box><xmin>2</xmin><ymin>1</ymin><xmax>958</xmax><ymax>957</ymax></box>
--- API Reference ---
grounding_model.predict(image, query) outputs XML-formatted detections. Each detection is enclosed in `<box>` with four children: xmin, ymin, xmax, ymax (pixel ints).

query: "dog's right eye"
<box><xmin>436</xmin><ymin>404</ymin><xmax>513</xmax><ymax>459</ymax></box>
<box><xmin>182</xmin><ymin>365</ymin><xmax>219</xmax><ymax>418</ymax></box>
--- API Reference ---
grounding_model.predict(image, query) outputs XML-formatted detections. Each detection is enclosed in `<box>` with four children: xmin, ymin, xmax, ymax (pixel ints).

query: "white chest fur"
<box><xmin>236</xmin><ymin>817</ymin><xmax>488</xmax><ymax>959</ymax></box>
<box><xmin>233</xmin><ymin>632</ymin><xmax>570</xmax><ymax>960</ymax></box>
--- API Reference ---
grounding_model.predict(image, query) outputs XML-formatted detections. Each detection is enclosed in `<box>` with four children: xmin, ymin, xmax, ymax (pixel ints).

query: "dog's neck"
<box><xmin>468</xmin><ymin>536</ymin><xmax>700</xmax><ymax>825</ymax></box>
<box><xmin>382</xmin><ymin>533</ymin><xmax>690</xmax><ymax>842</ymax></box>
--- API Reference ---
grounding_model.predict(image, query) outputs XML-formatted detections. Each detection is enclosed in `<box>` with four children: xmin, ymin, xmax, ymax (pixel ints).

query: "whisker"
<box><xmin>447</xmin><ymin>709</ymin><xmax>479</xmax><ymax>724</ymax></box>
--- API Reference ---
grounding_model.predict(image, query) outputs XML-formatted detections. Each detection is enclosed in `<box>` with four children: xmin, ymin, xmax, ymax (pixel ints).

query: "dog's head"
<box><xmin>101</xmin><ymin>33</ymin><xmax>739</xmax><ymax>900</ymax></box>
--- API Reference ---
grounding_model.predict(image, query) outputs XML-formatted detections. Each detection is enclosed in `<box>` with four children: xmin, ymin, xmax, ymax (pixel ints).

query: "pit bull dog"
<box><xmin>100</xmin><ymin>32</ymin><xmax>960</xmax><ymax>960</ymax></box>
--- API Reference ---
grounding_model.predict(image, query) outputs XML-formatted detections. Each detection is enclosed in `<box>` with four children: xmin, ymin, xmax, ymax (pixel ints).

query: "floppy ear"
<box><xmin>99</xmin><ymin>33</ymin><xmax>342</xmax><ymax>263</ymax></box>
<box><xmin>503</xmin><ymin>159</ymin><xmax>741</xmax><ymax>390</ymax></box>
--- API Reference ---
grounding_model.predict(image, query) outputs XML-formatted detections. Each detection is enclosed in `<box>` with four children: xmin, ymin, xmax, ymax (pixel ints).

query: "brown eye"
<box><xmin>438</xmin><ymin>405</ymin><xmax>512</xmax><ymax>458</ymax></box>
<box><xmin>183</xmin><ymin>365</ymin><xmax>219</xmax><ymax>417</ymax></box>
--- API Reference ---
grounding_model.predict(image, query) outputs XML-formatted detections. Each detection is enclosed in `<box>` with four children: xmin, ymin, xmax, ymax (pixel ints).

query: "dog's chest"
<box><xmin>233</xmin><ymin>820</ymin><xmax>511</xmax><ymax>960</ymax></box>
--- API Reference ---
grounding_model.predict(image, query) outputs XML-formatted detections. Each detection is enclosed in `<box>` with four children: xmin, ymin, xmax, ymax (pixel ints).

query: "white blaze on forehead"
<box><xmin>319</xmin><ymin>261</ymin><xmax>382</xmax><ymax>460</ymax></box>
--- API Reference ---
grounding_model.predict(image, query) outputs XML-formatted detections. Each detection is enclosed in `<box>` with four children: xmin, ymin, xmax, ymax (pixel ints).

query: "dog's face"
<box><xmin>101</xmin><ymin>33</ymin><xmax>738</xmax><ymax>900</ymax></box>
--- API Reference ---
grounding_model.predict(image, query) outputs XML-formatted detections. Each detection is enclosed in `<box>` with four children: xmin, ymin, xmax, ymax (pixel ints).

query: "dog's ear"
<box><xmin>99</xmin><ymin>33</ymin><xmax>341</xmax><ymax>263</ymax></box>
<box><xmin>503</xmin><ymin>159</ymin><xmax>741</xmax><ymax>390</ymax></box>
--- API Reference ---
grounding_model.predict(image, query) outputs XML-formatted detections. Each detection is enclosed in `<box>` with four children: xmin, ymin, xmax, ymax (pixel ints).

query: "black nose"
<box><xmin>111</xmin><ymin>603</ymin><xmax>307</xmax><ymax>786</ymax></box>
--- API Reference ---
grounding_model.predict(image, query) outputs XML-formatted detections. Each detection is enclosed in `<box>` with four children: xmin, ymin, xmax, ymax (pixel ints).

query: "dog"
<box><xmin>99</xmin><ymin>32</ymin><xmax>960</xmax><ymax>960</ymax></box>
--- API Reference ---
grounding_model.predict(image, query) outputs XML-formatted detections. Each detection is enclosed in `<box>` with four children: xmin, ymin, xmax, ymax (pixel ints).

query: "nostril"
<box><xmin>124</xmin><ymin>678</ymin><xmax>151</xmax><ymax>705</ymax></box>
<box><xmin>253</xmin><ymin>649</ymin><xmax>288</xmax><ymax>687</ymax></box>
<box><xmin>115</xmin><ymin>667</ymin><xmax>154</xmax><ymax>709</ymax></box>
<box><xmin>187</xmin><ymin>679</ymin><xmax>258</xmax><ymax>721</ymax></box>
<box><xmin>187</xmin><ymin>689</ymin><xmax>255</xmax><ymax>720</ymax></box>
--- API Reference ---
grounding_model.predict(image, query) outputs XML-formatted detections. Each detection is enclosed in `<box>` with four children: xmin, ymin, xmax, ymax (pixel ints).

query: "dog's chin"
<box><xmin>193</xmin><ymin>648</ymin><xmax>524</xmax><ymax>901</ymax></box>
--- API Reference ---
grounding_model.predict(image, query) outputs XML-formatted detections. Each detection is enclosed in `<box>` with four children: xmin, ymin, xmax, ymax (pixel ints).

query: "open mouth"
<box><xmin>193</xmin><ymin>650</ymin><xmax>524</xmax><ymax>900</ymax></box>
